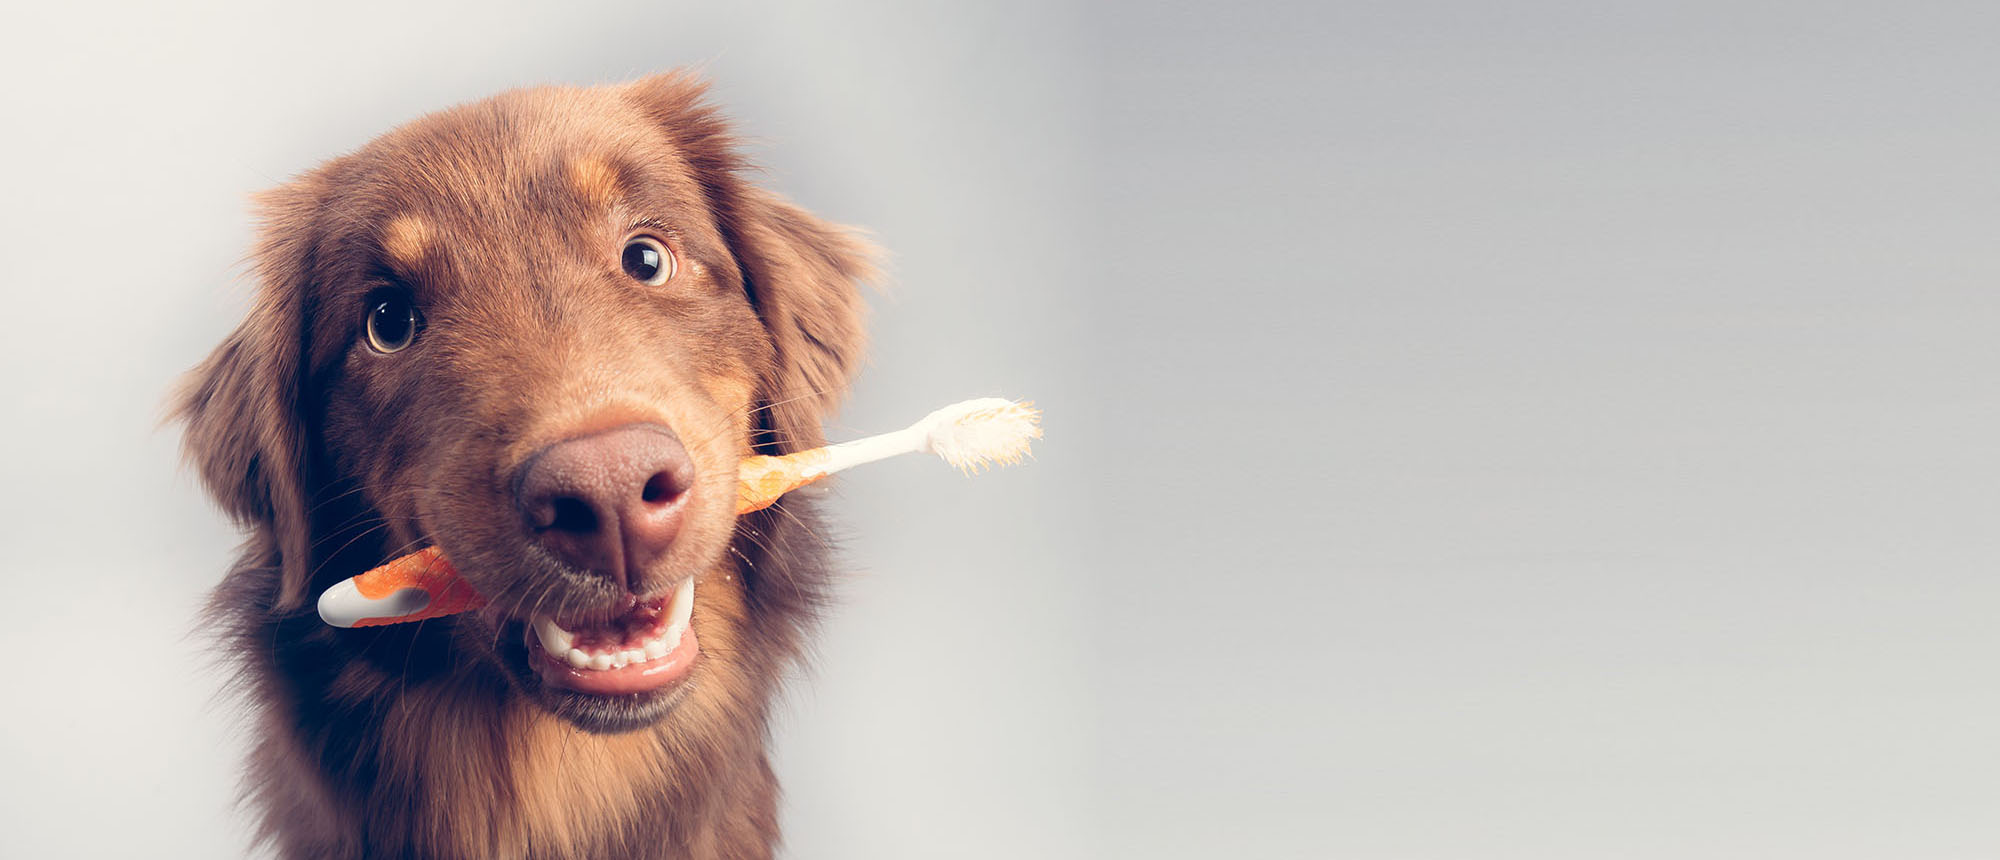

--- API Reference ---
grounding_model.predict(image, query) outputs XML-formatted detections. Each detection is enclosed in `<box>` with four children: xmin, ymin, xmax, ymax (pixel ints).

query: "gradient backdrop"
<box><xmin>3</xmin><ymin>1</ymin><xmax>1998</xmax><ymax>857</ymax></box>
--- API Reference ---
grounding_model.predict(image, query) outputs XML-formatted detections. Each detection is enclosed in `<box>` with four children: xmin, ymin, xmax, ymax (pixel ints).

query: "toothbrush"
<box><xmin>317</xmin><ymin>397</ymin><xmax>1041</xmax><ymax>628</ymax></box>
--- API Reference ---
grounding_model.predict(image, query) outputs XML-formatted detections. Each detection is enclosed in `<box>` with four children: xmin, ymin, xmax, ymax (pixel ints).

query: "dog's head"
<box><xmin>178</xmin><ymin>74</ymin><xmax>869</xmax><ymax>733</ymax></box>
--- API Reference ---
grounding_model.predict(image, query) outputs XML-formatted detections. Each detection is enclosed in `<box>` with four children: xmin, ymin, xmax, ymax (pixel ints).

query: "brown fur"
<box><xmin>176</xmin><ymin>72</ymin><xmax>873</xmax><ymax>858</ymax></box>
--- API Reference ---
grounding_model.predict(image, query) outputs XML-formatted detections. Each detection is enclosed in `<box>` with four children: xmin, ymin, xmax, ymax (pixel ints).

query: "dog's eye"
<box><xmin>365</xmin><ymin>293</ymin><xmax>420</xmax><ymax>354</ymax></box>
<box><xmin>621</xmin><ymin>236</ymin><xmax>675</xmax><ymax>286</ymax></box>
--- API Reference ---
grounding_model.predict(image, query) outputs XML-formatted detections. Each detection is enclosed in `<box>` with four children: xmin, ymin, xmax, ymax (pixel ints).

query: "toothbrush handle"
<box><xmin>737</xmin><ymin>426</ymin><xmax>928</xmax><ymax>514</ymax></box>
<box><xmin>317</xmin><ymin>546</ymin><xmax>485</xmax><ymax>627</ymax></box>
<box><xmin>737</xmin><ymin>450</ymin><xmax>829</xmax><ymax>514</ymax></box>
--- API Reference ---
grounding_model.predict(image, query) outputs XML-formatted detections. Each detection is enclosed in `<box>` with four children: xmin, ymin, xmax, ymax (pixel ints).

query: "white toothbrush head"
<box><xmin>914</xmin><ymin>397</ymin><xmax>1042</xmax><ymax>474</ymax></box>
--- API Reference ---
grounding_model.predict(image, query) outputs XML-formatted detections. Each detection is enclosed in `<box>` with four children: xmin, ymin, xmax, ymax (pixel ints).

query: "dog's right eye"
<box><xmin>365</xmin><ymin>292</ymin><xmax>420</xmax><ymax>354</ymax></box>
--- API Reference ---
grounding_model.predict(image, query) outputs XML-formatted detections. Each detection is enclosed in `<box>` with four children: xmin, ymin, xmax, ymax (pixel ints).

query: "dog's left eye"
<box><xmin>621</xmin><ymin>236</ymin><xmax>675</xmax><ymax>286</ymax></box>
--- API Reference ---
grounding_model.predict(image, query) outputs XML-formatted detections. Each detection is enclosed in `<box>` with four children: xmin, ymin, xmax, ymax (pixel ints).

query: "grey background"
<box><xmin>2</xmin><ymin>1</ymin><xmax>1997</xmax><ymax>857</ymax></box>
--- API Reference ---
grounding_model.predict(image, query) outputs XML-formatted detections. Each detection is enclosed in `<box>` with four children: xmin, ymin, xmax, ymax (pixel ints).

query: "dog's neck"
<box><xmin>352</xmin><ymin>678</ymin><xmax>774</xmax><ymax>858</ymax></box>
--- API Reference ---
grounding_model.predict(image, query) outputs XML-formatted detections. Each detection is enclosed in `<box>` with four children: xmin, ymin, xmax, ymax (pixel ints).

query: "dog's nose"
<box><xmin>514</xmin><ymin>423</ymin><xmax>694</xmax><ymax>592</ymax></box>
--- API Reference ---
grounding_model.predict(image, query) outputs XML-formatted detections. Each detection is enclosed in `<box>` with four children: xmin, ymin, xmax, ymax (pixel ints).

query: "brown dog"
<box><xmin>177</xmin><ymin>72</ymin><xmax>871</xmax><ymax>858</ymax></box>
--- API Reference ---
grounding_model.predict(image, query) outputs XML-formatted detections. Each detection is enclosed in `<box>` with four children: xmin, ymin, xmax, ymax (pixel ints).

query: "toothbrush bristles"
<box><xmin>921</xmin><ymin>398</ymin><xmax>1043</xmax><ymax>474</ymax></box>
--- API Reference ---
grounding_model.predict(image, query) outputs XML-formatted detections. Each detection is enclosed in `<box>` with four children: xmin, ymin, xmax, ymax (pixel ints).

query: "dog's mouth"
<box><xmin>521</xmin><ymin>577</ymin><xmax>700</xmax><ymax>698</ymax></box>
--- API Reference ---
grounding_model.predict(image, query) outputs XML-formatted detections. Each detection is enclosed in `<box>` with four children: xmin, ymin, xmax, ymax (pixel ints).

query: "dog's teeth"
<box><xmin>542</xmin><ymin>580</ymin><xmax>699</xmax><ymax>672</ymax></box>
<box><xmin>533</xmin><ymin>618</ymin><xmax>575</xmax><ymax>657</ymax></box>
<box><xmin>653</xmin><ymin>578</ymin><xmax>696</xmax><ymax>650</ymax></box>
<box><xmin>669</xmin><ymin>578</ymin><xmax>696</xmax><ymax>629</ymax></box>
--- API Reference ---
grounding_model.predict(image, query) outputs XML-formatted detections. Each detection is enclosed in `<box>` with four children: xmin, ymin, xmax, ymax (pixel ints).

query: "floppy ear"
<box><xmin>717</xmin><ymin>187</ymin><xmax>874</xmax><ymax>453</ymax></box>
<box><xmin>631</xmin><ymin>72</ymin><xmax>875</xmax><ymax>454</ymax></box>
<box><xmin>175</xmin><ymin>179</ymin><xmax>322</xmax><ymax>611</ymax></box>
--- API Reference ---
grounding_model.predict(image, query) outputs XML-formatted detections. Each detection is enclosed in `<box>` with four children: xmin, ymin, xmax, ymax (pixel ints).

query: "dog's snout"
<box><xmin>515</xmin><ymin>423</ymin><xmax>694</xmax><ymax>591</ymax></box>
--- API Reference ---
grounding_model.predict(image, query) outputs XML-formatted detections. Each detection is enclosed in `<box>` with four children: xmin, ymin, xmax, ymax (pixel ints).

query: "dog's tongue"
<box><xmin>564</xmin><ymin>595</ymin><xmax>671</xmax><ymax>651</ymax></box>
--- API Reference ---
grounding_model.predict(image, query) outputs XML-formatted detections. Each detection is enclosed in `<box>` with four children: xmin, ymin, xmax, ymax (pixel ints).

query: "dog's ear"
<box><xmin>630</xmin><ymin>72</ymin><xmax>875</xmax><ymax>453</ymax></box>
<box><xmin>175</xmin><ymin>178</ymin><xmax>323</xmax><ymax>611</ymax></box>
<box><xmin>718</xmin><ymin>187</ymin><xmax>874</xmax><ymax>453</ymax></box>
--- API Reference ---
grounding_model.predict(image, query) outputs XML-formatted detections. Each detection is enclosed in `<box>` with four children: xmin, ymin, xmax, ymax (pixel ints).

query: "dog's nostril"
<box><xmin>545</xmin><ymin>496</ymin><xmax>599</xmax><ymax>534</ymax></box>
<box><xmin>640</xmin><ymin>470</ymin><xmax>683</xmax><ymax>505</ymax></box>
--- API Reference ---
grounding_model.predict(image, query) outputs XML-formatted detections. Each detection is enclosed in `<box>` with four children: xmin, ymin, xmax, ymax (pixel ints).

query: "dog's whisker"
<box><xmin>683</xmin><ymin>385</ymin><xmax>835</xmax><ymax>453</ymax></box>
<box><xmin>303</xmin><ymin>521</ymin><xmax>399</xmax><ymax>584</ymax></box>
<box><xmin>399</xmin><ymin>617</ymin><xmax>428</xmax><ymax>697</ymax></box>
<box><xmin>766</xmin><ymin>501</ymin><xmax>839</xmax><ymax>571</ymax></box>
<box><xmin>731</xmin><ymin>524</ymin><xmax>798</xmax><ymax>606</ymax></box>
<box><xmin>308</xmin><ymin>516</ymin><xmax>387</xmax><ymax>553</ymax></box>
<box><xmin>303</xmin><ymin>481</ymin><xmax>375</xmax><ymax>519</ymax></box>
